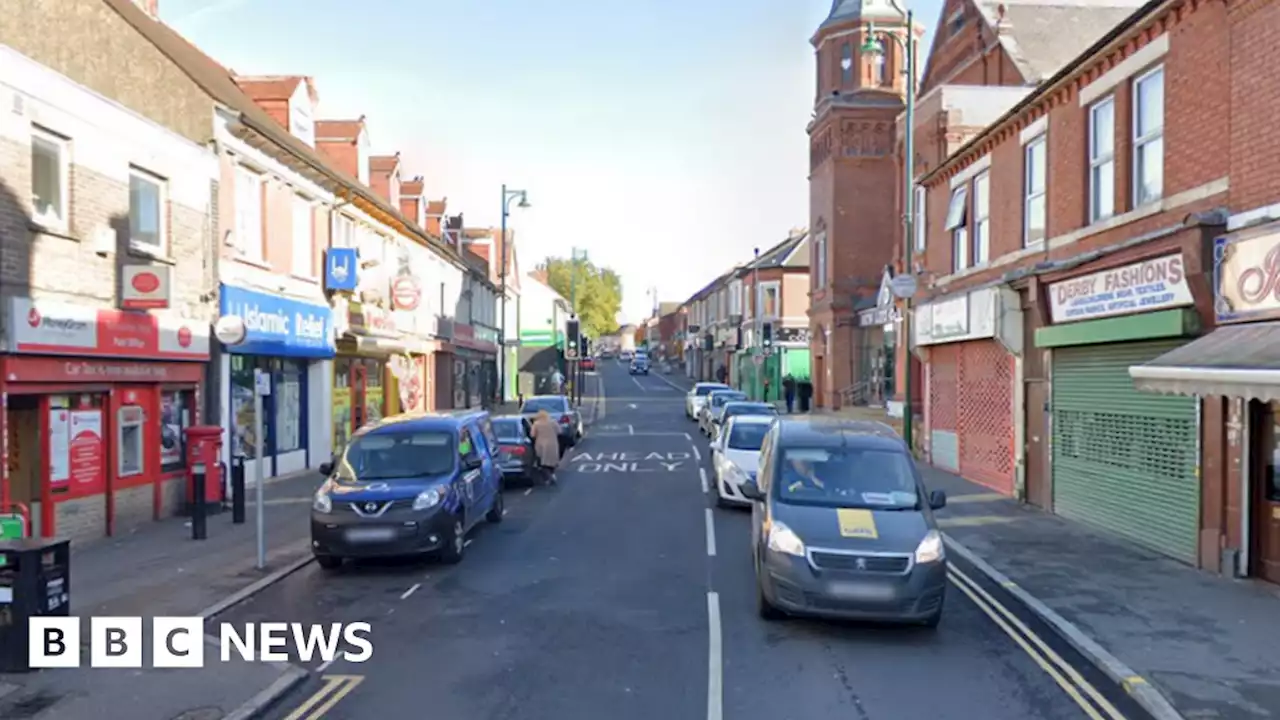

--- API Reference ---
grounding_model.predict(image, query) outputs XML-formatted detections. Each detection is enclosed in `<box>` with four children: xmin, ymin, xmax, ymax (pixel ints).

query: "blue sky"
<box><xmin>162</xmin><ymin>0</ymin><xmax>942</xmax><ymax>324</ymax></box>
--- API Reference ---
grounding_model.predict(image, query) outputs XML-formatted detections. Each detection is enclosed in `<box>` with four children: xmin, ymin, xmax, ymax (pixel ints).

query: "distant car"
<box><xmin>711</xmin><ymin>415</ymin><xmax>772</xmax><ymax>507</ymax></box>
<box><xmin>620</xmin><ymin>351</ymin><xmax>634</xmax><ymax>362</ymax></box>
<box><xmin>686</xmin><ymin>382</ymin><xmax>730</xmax><ymax>420</ymax></box>
<box><xmin>700</xmin><ymin>390</ymin><xmax>748</xmax><ymax>436</ymax></box>
<box><xmin>311</xmin><ymin>409</ymin><xmax>505</xmax><ymax>569</ymax></box>
<box><xmin>710</xmin><ymin>401</ymin><xmax>779</xmax><ymax>443</ymax></box>
<box><xmin>630</xmin><ymin>356</ymin><xmax>650</xmax><ymax>375</ymax></box>
<box><xmin>580</xmin><ymin>356</ymin><xmax>596</xmax><ymax>372</ymax></box>
<box><xmin>739</xmin><ymin>417</ymin><xmax>948</xmax><ymax>627</ymax></box>
<box><xmin>491</xmin><ymin>415</ymin><xmax>535</xmax><ymax>486</ymax></box>
<box><xmin>520</xmin><ymin>395</ymin><xmax>582</xmax><ymax>451</ymax></box>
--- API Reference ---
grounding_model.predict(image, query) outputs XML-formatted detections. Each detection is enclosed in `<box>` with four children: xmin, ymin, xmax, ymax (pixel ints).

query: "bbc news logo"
<box><xmin>29</xmin><ymin>618</ymin><xmax>373</xmax><ymax>668</ymax></box>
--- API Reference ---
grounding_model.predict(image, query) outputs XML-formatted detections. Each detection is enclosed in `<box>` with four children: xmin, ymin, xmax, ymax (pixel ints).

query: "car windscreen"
<box><xmin>491</xmin><ymin>419</ymin><xmax>525</xmax><ymax>441</ymax></box>
<box><xmin>775</xmin><ymin>447</ymin><xmax>919</xmax><ymax>510</ymax></box>
<box><xmin>727</xmin><ymin>423</ymin><xmax>768</xmax><ymax>451</ymax></box>
<box><xmin>711</xmin><ymin>393</ymin><xmax>747</xmax><ymax>408</ymax></box>
<box><xmin>726</xmin><ymin>405</ymin><xmax>777</xmax><ymax>417</ymax></box>
<box><xmin>522</xmin><ymin>398</ymin><xmax>566</xmax><ymax>414</ymax></box>
<box><xmin>695</xmin><ymin>385</ymin><xmax>728</xmax><ymax>397</ymax></box>
<box><xmin>340</xmin><ymin>431</ymin><xmax>455</xmax><ymax>480</ymax></box>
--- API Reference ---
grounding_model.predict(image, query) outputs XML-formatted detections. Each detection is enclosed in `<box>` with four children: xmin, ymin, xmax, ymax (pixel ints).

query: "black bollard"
<box><xmin>231</xmin><ymin>455</ymin><xmax>246</xmax><ymax>524</ymax></box>
<box><xmin>192</xmin><ymin>464</ymin><xmax>208</xmax><ymax>540</ymax></box>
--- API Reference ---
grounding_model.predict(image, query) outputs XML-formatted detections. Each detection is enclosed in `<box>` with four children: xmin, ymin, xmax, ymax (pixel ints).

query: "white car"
<box><xmin>712</xmin><ymin>415</ymin><xmax>772</xmax><ymax>507</ymax></box>
<box><xmin>700</xmin><ymin>390</ymin><xmax>747</xmax><ymax>436</ymax></box>
<box><xmin>685</xmin><ymin>382</ymin><xmax>730</xmax><ymax>420</ymax></box>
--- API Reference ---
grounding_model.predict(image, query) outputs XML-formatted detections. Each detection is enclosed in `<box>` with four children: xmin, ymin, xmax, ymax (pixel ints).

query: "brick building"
<box><xmin>901</xmin><ymin>0</ymin><xmax>1280</xmax><ymax>583</ymax></box>
<box><xmin>732</xmin><ymin>231</ymin><xmax>812</xmax><ymax>401</ymax></box>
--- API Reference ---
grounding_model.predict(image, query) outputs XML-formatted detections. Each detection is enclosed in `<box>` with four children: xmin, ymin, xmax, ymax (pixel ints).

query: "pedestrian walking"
<box><xmin>783</xmin><ymin>374</ymin><xmax>797</xmax><ymax>414</ymax></box>
<box><xmin>763</xmin><ymin>376</ymin><xmax>771</xmax><ymax>403</ymax></box>
<box><xmin>550</xmin><ymin>367</ymin><xmax>565</xmax><ymax>395</ymax></box>
<box><xmin>530</xmin><ymin>409</ymin><xmax>562</xmax><ymax>485</ymax></box>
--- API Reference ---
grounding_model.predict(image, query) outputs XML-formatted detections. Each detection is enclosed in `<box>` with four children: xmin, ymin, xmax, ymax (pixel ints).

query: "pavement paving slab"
<box><xmin>0</xmin><ymin>471</ymin><xmax>322</xmax><ymax>720</ymax></box>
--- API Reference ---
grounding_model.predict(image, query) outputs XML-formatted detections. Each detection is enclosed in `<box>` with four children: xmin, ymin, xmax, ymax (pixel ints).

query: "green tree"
<box><xmin>539</xmin><ymin>255</ymin><xmax>623</xmax><ymax>338</ymax></box>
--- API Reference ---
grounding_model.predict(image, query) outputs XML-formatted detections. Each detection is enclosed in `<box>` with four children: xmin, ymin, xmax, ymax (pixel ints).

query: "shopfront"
<box><xmin>1035</xmin><ymin>253</ymin><xmax>1203</xmax><ymax>564</ymax></box>
<box><xmin>856</xmin><ymin>297</ymin><xmax>898</xmax><ymax>407</ymax></box>
<box><xmin>451</xmin><ymin>324</ymin><xmax>499</xmax><ymax>408</ymax></box>
<box><xmin>1130</xmin><ymin>222</ymin><xmax>1280</xmax><ymax>581</ymax></box>
<box><xmin>333</xmin><ymin>299</ymin><xmax>425</xmax><ymax>446</ymax></box>
<box><xmin>218</xmin><ymin>284</ymin><xmax>334</xmax><ymax>486</ymax></box>
<box><xmin>0</xmin><ymin>296</ymin><xmax>210</xmax><ymax>541</ymax></box>
<box><xmin>915</xmin><ymin>286</ymin><xmax>1020</xmax><ymax>495</ymax></box>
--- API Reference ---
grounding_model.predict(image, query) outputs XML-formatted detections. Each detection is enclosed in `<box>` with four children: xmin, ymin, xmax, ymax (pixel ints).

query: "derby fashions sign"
<box><xmin>5</xmin><ymin>298</ymin><xmax>209</xmax><ymax>360</ymax></box>
<box><xmin>1216</xmin><ymin>225</ymin><xmax>1280</xmax><ymax>323</ymax></box>
<box><xmin>1047</xmin><ymin>254</ymin><xmax>1193</xmax><ymax>324</ymax></box>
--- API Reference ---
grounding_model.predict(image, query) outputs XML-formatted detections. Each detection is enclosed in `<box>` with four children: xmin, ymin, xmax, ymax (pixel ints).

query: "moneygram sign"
<box><xmin>28</xmin><ymin>617</ymin><xmax>372</xmax><ymax>668</ymax></box>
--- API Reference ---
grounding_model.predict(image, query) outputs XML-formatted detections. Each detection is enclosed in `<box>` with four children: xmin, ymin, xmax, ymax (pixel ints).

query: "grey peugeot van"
<box><xmin>739</xmin><ymin>417</ymin><xmax>948</xmax><ymax>627</ymax></box>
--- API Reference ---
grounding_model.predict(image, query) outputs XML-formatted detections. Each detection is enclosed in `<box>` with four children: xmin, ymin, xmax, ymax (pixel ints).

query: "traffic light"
<box><xmin>565</xmin><ymin>317</ymin><xmax>580</xmax><ymax>359</ymax></box>
<box><xmin>762</xmin><ymin>321</ymin><xmax>774</xmax><ymax>348</ymax></box>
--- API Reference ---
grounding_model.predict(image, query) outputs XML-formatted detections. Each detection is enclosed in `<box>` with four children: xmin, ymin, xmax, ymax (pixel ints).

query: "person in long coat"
<box><xmin>530</xmin><ymin>409</ymin><xmax>562</xmax><ymax>485</ymax></box>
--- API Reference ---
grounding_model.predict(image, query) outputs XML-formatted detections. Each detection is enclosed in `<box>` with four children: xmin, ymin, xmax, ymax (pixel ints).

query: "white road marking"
<box><xmin>464</xmin><ymin>539</ymin><xmax>474</xmax><ymax>547</ymax></box>
<box><xmin>628</xmin><ymin>403</ymin><xmax>637</xmax><ymax>409</ymax></box>
<box><xmin>692</xmin><ymin>444</ymin><xmax>701</xmax><ymax>461</ymax></box>
<box><xmin>503</xmin><ymin>508</ymin><xmax>509</xmax><ymax>516</ymax></box>
<box><xmin>632</xmin><ymin>376</ymin><xmax>648</xmax><ymax>392</ymax></box>
<box><xmin>700</xmin><ymin>467</ymin><xmax>708</xmax><ymax>494</ymax></box>
<box><xmin>704</xmin><ymin>508</ymin><xmax>717</xmax><ymax>556</ymax></box>
<box><xmin>524</xmin><ymin>488</ymin><xmax>533</xmax><ymax>496</ymax></box>
<box><xmin>400</xmin><ymin>583</ymin><xmax>420</xmax><ymax>600</ymax></box>
<box><xmin>707</xmin><ymin>592</ymin><xmax>723</xmax><ymax>720</ymax></box>
<box><xmin>316</xmin><ymin>658</ymin><xmax>336</xmax><ymax>673</ymax></box>
<box><xmin>628</xmin><ymin>424</ymin><xmax>635</xmax><ymax>435</ymax></box>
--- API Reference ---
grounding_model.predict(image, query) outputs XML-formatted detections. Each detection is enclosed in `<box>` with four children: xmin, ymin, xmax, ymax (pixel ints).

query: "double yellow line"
<box><xmin>282</xmin><ymin>675</ymin><xmax>364</xmax><ymax>720</ymax></box>
<box><xmin>947</xmin><ymin>563</ymin><xmax>1127</xmax><ymax>720</ymax></box>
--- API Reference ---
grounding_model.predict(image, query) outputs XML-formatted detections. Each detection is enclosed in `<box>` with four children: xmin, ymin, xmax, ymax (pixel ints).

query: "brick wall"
<box><xmin>1228</xmin><ymin>0</ymin><xmax>1280</xmax><ymax>212</ymax></box>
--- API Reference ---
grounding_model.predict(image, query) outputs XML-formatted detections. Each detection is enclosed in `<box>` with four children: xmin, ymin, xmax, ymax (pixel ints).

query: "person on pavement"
<box><xmin>783</xmin><ymin>374</ymin><xmax>797</xmax><ymax>413</ymax></box>
<box><xmin>763</xmin><ymin>376</ymin><xmax>771</xmax><ymax>402</ymax></box>
<box><xmin>550</xmin><ymin>368</ymin><xmax>565</xmax><ymax>394</ymax></box>
<box><xmin>530</xmin><ymin>409</ymin><xmax>561</xmax><ymax>485</ymax></box>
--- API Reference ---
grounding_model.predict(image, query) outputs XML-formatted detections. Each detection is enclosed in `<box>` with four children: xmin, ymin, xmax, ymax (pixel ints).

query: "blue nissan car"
<box><xmin>311</xmin><ymin>410</ymin><xmax>505</xmax><ymax>569</ymax></box>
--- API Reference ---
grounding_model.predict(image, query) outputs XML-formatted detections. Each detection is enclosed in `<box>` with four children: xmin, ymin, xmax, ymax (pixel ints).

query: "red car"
<box><xmin>580</xmin><ymin>357</ymin><xmax>596</xmax><ymax>372</ymax></box>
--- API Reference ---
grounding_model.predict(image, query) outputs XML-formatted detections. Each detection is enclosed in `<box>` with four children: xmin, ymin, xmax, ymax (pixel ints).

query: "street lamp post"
<box><xmin>568</xmin><ymin>248</ymin><xmax>588</xmax><ymax>404</ymax></box>
<box><xmin>498</xmin><ymin>184</ymin><xmax>530</xmax><ymax>405</ymax></box>
<box><xmin>862</xmin><ymin>2</ymin><xmax>917</xmax><ymax>454</ymax></box>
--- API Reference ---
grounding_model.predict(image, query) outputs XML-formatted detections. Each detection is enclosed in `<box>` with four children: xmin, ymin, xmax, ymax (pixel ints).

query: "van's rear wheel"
<box><xmin>315</xmin><ymin>555</ymin><xmax>342</xmax><ymax>571</ymax></box>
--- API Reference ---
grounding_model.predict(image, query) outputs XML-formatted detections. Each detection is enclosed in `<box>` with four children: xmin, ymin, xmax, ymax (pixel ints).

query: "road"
<box><xmin>214</xmin><ymin>360</ymin><xmax>1151</xmax><ymax>720</ymax></box>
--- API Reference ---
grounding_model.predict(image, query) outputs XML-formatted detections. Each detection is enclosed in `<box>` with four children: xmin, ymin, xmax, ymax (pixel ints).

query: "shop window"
<box><xmin>160</xmin><ymin>390</ymin><xmax>195</xmax><ymax>471</ymax></box>
<box><xmin>230</xmin><ymin>355</ymin><xmax>259</xmax><ymax>459</ymax></box>
<box><xmin>118</xmin><ymin>406</ymin><xmax>145</xmax><ymax>477</ymax></box>
<box><xmin>363</xmin><ymin>359</ymin><xmax>385</xmax><ymax>426</ymax></box>
<box><xmin>334</xmin><ymin>357</ymin><xmax>353</xmax><ymax>450</ymax></box>
<box><xmin>275</xmin><ymin>360</ymin><xmax>304</xmax><ymax>454</ymax></box>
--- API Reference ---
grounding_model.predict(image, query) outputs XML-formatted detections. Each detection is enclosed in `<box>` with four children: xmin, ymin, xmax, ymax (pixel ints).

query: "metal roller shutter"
<box><xmin>1051</xmin><ymin>340</ymin><xmax>1200</xmax><ymax>564</ymax></box>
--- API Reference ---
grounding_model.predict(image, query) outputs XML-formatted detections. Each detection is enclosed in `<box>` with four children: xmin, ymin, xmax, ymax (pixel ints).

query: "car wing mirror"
<box><xmin>740</xmin><ymin>480</ymin><xmax>764</xmax><ymax>501</ymax></box>
<box><xmin>929</xmin><ymin>490</ymin><xmax>947</xmax><ymax>510</ymax></box>
<box><xmin>318</xmin><ymin>460</ymin><xmax>334</xmax><ymax>476</ymax></box>
<box><xmin>464</xmin><ymin>454</ymin><xmax>484</xmax><ymax>471</ymax></box>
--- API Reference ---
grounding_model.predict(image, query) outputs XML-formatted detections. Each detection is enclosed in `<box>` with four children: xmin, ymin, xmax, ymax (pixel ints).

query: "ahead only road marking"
<box><xmin>282</xmin><ymin>675</ymin><xmax>364</xmax><ymax>720</ymax></box>
<box><xmin>947</xmin><ymin>564</ymin><xmax>1126</xmax><ymax>720</ymax></box>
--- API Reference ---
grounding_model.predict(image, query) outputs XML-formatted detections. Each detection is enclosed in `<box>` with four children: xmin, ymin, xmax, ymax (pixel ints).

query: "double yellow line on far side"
<box><xmin>282</xmin><ymin>675</ymin><xmax>364</xmax><ymax>720</ymax></box>
<box><xmin>947</xmin><ymin>564</ymin><xmax>1128</xmax><ymax>720</ymax></box>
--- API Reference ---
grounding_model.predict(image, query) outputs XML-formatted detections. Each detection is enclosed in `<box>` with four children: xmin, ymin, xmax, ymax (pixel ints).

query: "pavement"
<box><xmin>0</xmin><ymin>471</ymin><xmax>323</xmax><ymax>720</ymax></box>
<box><xmin>221</xmin><ymin>360</ymin><xmax>1153</xmax><ymax>720</ymax></box>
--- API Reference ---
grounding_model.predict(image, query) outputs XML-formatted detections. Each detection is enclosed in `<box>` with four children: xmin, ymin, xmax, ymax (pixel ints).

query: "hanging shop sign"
<box><xmin>324</xmin><ymin>248</ymin><xmax>359</xmax><ymax>292</ymax></box>
<box><xmin>391</xmin><ymin>276</ymin><xmax>422</xmax><ymax>311</ymax></box>
<box><xmin>1215</xmin><ymin>224</ymin><xmax>1280</xmax><ymax>323</ymax></box>
<box><xmin>120</xmin><ymin>265</ymin><xmax>172</xmax><ymax>310</ymax></box>
<box><xmin>6</xmin><ymin>297</ymin><xmax>208</xmax><ymax>360</ymax></box>
<box><xmin>775</xmin><ymin>327</ymin><xmax>811</xmax><ymax>344</ymax></box>
<box><xmin>219</xmin><ymin>284</ymin><xmax>335</xmax><ymax>358</ymax></box>
<box><xmin>1048</xmin><ymin>253</ymin><xmax>1192</xmax><ymax>324</ymax></box>
<box><xmin>348</xmin><ymin>301</ymin><xmax>399</xmax><ymax>338</ymax></box>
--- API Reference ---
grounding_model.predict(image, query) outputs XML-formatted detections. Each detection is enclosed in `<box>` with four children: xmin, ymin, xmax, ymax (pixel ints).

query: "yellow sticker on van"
<box><xmin>837</xmin><ymin>508</ymin><xmax>879</xmax><ymax>539</ymax></box>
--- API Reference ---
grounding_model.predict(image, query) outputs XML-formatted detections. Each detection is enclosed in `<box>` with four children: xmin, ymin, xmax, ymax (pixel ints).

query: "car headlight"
<box><xmin>413</xmin><ymin>487</ymin><xmax>443</xmax><ymax>511</ymax></box>
<box><xmin>723</xmin><ymin>464</ymin><xmax>746</xmax><ymax>484</ymax></box>
<box><xmin>312</xmin><ymin>488</ymin><xmax>332</xmax><ymax>514</ymax></box>
<box><xmin>766</xmin><ymin>521</ymin><xmax>806</xmax><ymax>557</ymax></box>
<box><xmin>915</xmin><ymin>529</ymin><xmax>945</xmax><ymax>564</ymax></box>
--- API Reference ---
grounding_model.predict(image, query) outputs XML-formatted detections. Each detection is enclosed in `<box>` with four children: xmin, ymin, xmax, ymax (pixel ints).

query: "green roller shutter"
<box><xmin>1051</xmin><ymin>340</ymin><xmax>1200</xmax><ymax>564</ymax></box>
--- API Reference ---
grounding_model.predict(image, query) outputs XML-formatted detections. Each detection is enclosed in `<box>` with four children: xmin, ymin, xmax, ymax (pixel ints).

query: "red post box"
<box><xmin>184</xmin><ymin>425</ymin><xmax>225</xmax><ymax>508</ymax></box>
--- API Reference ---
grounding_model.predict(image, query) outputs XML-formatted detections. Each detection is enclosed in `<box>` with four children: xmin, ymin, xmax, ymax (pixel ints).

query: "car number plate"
<box><xmin>345</xmin><ymin>527</ymin><xmax>395</xmax><ymax>543</ymax></box>
<box><xmin>828</xmin><ymin>582</ymin><xmax>894</xmax><ymax>602</ymax></box>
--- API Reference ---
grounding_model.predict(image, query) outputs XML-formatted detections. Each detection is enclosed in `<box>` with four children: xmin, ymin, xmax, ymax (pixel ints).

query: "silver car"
<box><xmin>685</xmin><ymin>382</ymin><xmax>730</xmax><ymax>420</ymax></box>
<box><xmin>699</xmin><ymin>389</ymin><xmax>747</xmax><ymax>436</ymax></box>
<box><xmin>520</xmin><ymin>395</ymin><xmax>582</xmax><ymax>451</ymax></box>
<box><xmin>739</xmin><ymin>417</ymin><xmax>949</xmax><ymax>628</ymax></box>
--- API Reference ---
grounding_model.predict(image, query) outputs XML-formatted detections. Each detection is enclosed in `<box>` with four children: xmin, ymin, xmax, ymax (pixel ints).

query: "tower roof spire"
<box><xmin>821</xmin><ymin>0</ymin><xmax>907</xmax><ymax>30</ymax></box>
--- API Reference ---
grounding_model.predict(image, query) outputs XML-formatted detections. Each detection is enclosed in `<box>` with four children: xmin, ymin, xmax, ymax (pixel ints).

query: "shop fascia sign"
<box><xmin>6</xmin><ymin>297</ymin><xmax>209</xmax><ymax>360</ymax></box>
<box><xmin>1048</xmin><ymin>253</ymin><xmax>1192</xmax><ymax>324</ymax></box>
<box><xmin>914</xmin><ymin>290</ymin><xmax>984</xmax><ymax>346</ymax></box>
<box><xmin>218</xmin><ymin>288</ymin><xmax>328</xmax><ymax>347</ymax></box>
<box><xmin>348</xmin><ymin>300</ymin><xmax>399</xmax><ymax>338</ymax></box>
<box><xmin>1214</xmin><ymin>224</ymin><xmax>1280</xmax><ymax>323</ymax></box>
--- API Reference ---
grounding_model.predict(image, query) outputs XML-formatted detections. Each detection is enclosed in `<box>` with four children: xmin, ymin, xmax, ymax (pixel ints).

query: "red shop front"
<box><xmin>0</xmin><ymin>297</ymin><xmax>210</xmax><ymax>542</ymax></box>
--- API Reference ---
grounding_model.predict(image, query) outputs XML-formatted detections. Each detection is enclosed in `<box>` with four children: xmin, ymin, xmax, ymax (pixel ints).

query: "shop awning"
<box><xmin>1129</xmin><ymin>321</ymin><xmax>1280</xmax><ymax>400</ymax></box>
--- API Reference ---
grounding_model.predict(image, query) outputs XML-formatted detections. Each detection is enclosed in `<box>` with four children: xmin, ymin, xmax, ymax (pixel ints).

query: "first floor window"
<box><xmin>31</xmin><ymin>127</ymin><xmax>68</xmax><ymax>228</ymax></box>
<box><xmin>129</xmin><ymin>167</ymin><xmax>166</xmax><ymax>252</ymax></box>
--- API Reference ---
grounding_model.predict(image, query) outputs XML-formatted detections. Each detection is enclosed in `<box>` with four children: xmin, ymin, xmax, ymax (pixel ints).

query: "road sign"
<box><xmin>889</xmin><ymin>274</ymin><xmax>918</xmax><ymax>299</ymax></box>
<box><xmin>753</xmin><ymin>355</ymin><xmax>763</xmax><ymax>366</ymax></box>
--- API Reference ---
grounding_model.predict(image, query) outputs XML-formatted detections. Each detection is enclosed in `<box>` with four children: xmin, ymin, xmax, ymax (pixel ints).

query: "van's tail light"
<box><xmin>559</xmin><ymin>414</ymin><xmax>572</xmax><ymax>425</ymax></box>
<box><xmin>503</xmin><ymin>445</ymin><xmax>526</xmax><ymax>455</ymax></box>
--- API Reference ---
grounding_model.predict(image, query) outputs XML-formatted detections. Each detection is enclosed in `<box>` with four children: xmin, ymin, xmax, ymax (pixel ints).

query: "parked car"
<box><xmin>520</xmin><ymin>395</ymin><xmax>582</xmax><ymax>451</ymax></box>
<box><xmin>685</xmin><ymin>382</ymin><xmax>730</xmax><ymax>420</ymax></box>
<box><xmin>311</xmin><ymin>409</ymin><xmax>505</xmax><ymax>569</ymax></box>
<box><xmin>739</xmin><ymin>417</ymin><xmax>948</xmax><ymax>627</ymax></box>
<box><xmin>699</xmin><ymin>389</ymin><xmax>747</xmax><ymax>436</ymax></box>
<box><xmin>580</xmin><ymin>356</ymin><xmax>596</xmax><ymax>372</ymax></box>
<box><xmin>711</xmin><ymin>415</ymin><xmax>772</xmax><ymax>508</ymax></box>
<box><xmin>710</xmin><ymin>400</ymin><xmax>778</xmax><ymax>443</ymax></box>
<box><xmin>491</xmin><ymin>415</ymin><xmax>535</xmax><ymax>486</ymax></box>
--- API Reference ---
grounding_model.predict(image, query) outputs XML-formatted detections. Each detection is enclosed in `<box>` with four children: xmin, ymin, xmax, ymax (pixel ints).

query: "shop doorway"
<box><xmin>5</xmin><ymin>395</ymin><xmax>41</xmax><ymax>537</ymax></box>
<box><xmin>1248</xmin><ymin>400</ymin><xmax>1280</xmax><ymax>584</ymax></box>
